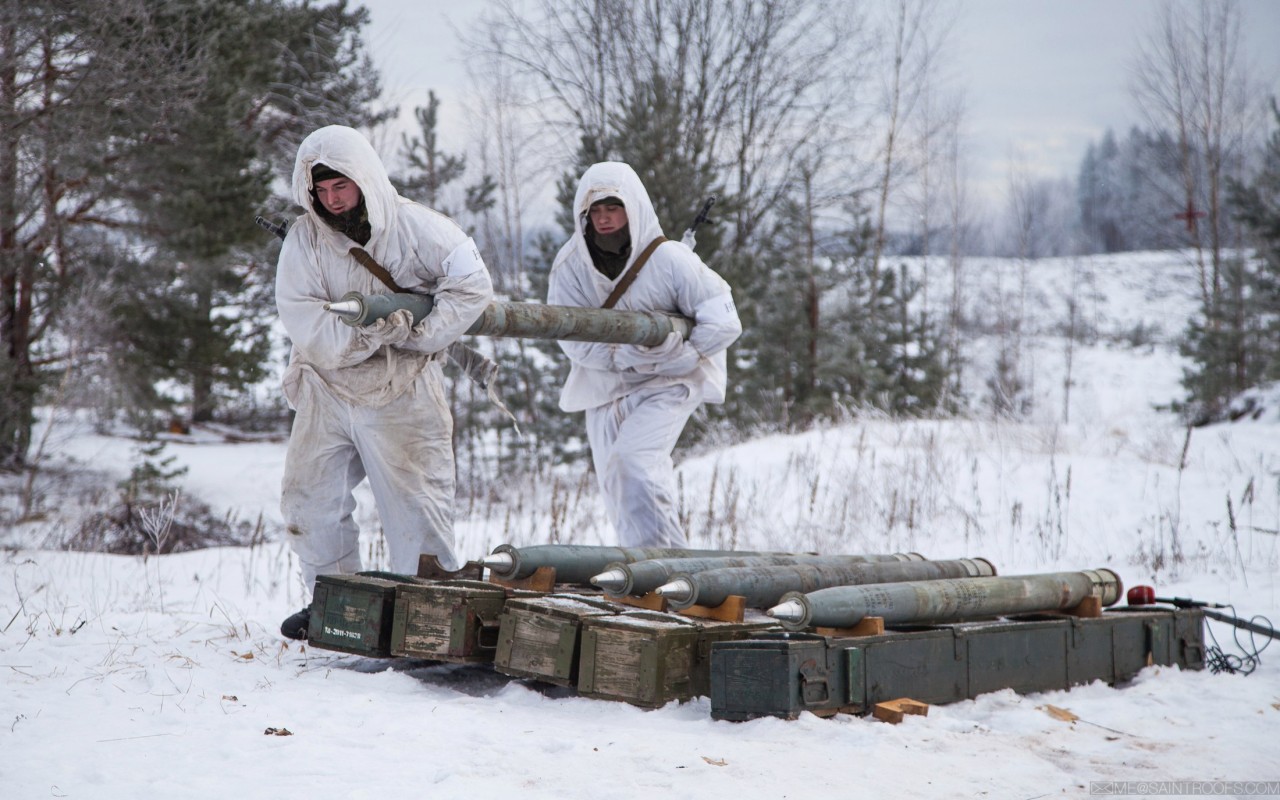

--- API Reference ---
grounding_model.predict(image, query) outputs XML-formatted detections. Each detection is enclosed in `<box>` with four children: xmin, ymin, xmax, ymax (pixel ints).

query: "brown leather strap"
<box><xmin>349</xmin><ymin>247</ymin><xmax>406</xmax><ymax>293</ymax></box>
<box><xmin>602</xmin><ymin>236</ymin><xmax>667</xmax><ymax>309</ymax></box>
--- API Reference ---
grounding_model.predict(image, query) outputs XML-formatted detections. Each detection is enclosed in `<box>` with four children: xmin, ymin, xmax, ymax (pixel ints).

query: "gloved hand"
<box><xmin>614</xmin><ymin>331</ymin><xmax>685</xmax><ymax>371</ymax></box>
<box><xmin>364</xmin><ymin>308</ymin><xmax>414</xmax><ymax>347</ymax></box>
<box><xmin>621</xmin><ymin>339</ymin><xmax>702</xmax><ymax>377</ymax></box>
<box><xmin>645</xmin><ymin>341</ymin><xmax>701</xmax><ymax>376</ymax></box>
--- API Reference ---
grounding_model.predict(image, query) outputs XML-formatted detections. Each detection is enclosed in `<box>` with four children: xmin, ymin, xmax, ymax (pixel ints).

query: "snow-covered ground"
<box><xmin>3</xmin><ymin>251</ymin><xmax>1278</xmax><ymax>799</ymax></box>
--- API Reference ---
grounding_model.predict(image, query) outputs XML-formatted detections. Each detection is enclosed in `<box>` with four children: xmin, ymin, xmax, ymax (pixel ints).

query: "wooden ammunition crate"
<box><xmin>494</xmin><ymin>594</ymin><xmax>630</xmax><ymax>686</ymax></box>
<box><xmin>708</xmin><ymin>608</ymin><xmax>1207</xmax><ymax>721</ymax></box>
<box><xmin>577</xmin><ymin>610</ymin><xmax>779</xmax><ymax>708</ymax></box>
<box><xmin>390</xmin><ymin>579</ymin><xmax>527</xmax><ymax>663</ymax></box>
<box><xmin>307</xmin><ymin>572</ymin><xmax>429</xmax><ymax>657</ymax></box>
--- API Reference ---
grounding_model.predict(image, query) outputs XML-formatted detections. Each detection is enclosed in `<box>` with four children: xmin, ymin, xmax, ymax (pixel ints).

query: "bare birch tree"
<box><xmin>1131</xmin><ymin>0</ymin><xmax>1258</xmax><ymax>307</ymax></box>
<box><xmin>867</xmin><ymin>0</ymin><xmax>958</xmax><ymax>293</ymax></box>
<box><xmin>1131</xmin><ymin>0</ymin><xmax>1271</xmax><ymax>416</ymax></box>
<box><xmin>463</xmin><ymin>31</ymin><xmax>550</xmax><ymax>296</ymax></box>
<box><xmin>466</xmin><ymin>0</ymin><xmax>869</xmax><ymax>254</ymax></box>
<box><xmin>939</xmin><ymin>104</ymin><xmax>972</xmax><ymax>409</ymax></box>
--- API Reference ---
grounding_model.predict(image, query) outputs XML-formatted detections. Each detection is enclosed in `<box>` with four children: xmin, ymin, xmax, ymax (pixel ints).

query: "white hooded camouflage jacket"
<box><xmin>275</xmin><ymin>125</ymin><xmax>492</xmax><ymax>408</ymax></box>
<box><xmin>548</xmin><ymin>161</ymin><xmax>742</xmax><ymax>412</ymax></box>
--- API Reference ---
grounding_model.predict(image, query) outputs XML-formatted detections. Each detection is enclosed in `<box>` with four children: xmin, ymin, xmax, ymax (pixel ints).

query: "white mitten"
<box><xmin>614</xmin><ymin>331</ymin><xmax>685</xmax><ymax>370</ymax></box>
<box><xmin>365</xmin><ymin>308</ymin><xmax>414</xmax><ymax>347</ymax></box>
<box><xmin>646</xmin><ymin>341</ymin><xmax>701</xmax><ymax>376</ymax></box>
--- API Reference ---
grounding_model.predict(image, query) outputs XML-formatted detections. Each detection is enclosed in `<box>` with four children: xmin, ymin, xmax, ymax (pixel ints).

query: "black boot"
<box><xmin>280</xmin><ymin>607</ymin><xmax>311</xmax><ymax>640</ymax></box>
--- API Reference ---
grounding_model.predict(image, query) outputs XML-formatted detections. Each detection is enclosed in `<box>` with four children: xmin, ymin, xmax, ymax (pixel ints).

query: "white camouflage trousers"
<box><xmin>585</xmin><ymin>383</ymin><xmax>701</xmax><ymax>549</ymax></box>
<box><xmin>280</xmin><ymin>366</ymin><xmax>458</xmax><ymax>590</ymax></box>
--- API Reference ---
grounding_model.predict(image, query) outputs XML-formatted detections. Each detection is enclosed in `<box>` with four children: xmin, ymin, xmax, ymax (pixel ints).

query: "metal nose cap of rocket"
<box><xmin>590</xmin><ymin>568</ymin><xmax>627</xmax><ymax>591</ymax></box>
<box><xmin>481</xmin><ymin>552</ymin><xmax>515</xmax><ymax>572</ymax></box>
<box><xmin>767</xmin><ymin>599</ymin><xmax>804</xmax><ymax>623</ymax></box>
<box><xmin>324</xmin><ymin>299</ymin><xmax>362</xmax><ymax>317</ymax></box>
<box><xmin>653</xmin><ymin>578</ymin><xmax>693</xmax><ymax>603</ymax></box>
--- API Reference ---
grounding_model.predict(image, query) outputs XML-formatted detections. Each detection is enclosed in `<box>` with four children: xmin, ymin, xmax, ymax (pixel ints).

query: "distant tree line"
<box><xmin>1058</xmin><ymin>1</ymin><xmax>1279</xmax><ymax>424</ymax></box>
<box><xmin>1077</xmin><ymin>127</ymin><xmax>1189</xmax><ymax>254</ymax></box>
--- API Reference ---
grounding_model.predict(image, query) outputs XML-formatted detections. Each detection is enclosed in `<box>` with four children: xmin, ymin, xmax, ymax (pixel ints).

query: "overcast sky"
<box><xmin>355</xmin><ymin>0</ymin><xmax>1280</xmax><ymax>213</ymax></box>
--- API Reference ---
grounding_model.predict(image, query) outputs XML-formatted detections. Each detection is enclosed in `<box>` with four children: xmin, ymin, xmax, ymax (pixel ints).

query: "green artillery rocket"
<box><xmin>591</xmin><ymin>552</ymin><xmax>927</xmax><ymax>598</ymax></box>
<box><xmin>767</xmin><ymin>568</ymin><xmax>1122</xmax><ymax>630</ymax></box>
<box><xmin>325</xmin><ymin>291</ymin><xmax>692</xmax><ymax>346</ymax></box>
<box><xmin>656</xmin><ymin>557</ymin><xmax>997</xmax><ymax>611</ymax></box>
<box><xmin>255</xmin><ymin>213</ymin><xmax>693</xmax><ymax>347</ymax></box>
<box><xmin>481</xmin><ymin>544</ymin><xmax>795</xmax><ymax>587</ymax></box>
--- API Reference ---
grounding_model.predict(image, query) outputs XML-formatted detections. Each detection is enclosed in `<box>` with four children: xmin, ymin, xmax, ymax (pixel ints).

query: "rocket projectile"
<box><xmin>482</xmin><ymin>543</ymin><xmax>794</xmax><ymax>586</ymax></box>
<box><xmin>592</xmin><ymin>552</ymin><xmax>926</xmax><ymax>598</ymax></box>
<box><xmin>655</xmin><ymin>558</ymin><xmax>995</xmax><ymax>611</ymax></box>
<box><xmin>768</xmin><ymin>569</ymin><xmax>1122</xmax><ymax>630</ymax></box>
<box><xmin>324</xmin><ymin>291</ymin><xmax>693</xmax><ymax>346</ymax></box>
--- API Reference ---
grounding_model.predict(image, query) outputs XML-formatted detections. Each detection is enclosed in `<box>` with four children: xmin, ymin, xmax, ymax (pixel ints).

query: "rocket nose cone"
<box><xmin>481</xmin><ymin>552</ymin><xmax>515</xmax><ymax>573</ymax></box>
<box><xmin>325</xmin><ymin>299</ymin><xmax>362</xmax><ymax>317</ymax></box>
<box><xmin>767</xmin><ymin>600</ymin><xmax>804</xmax><ymax>623</ymax></box>
<box><xmin>590</xmin><ymin>569</ymin><xmax>627</xmax><ymax>591</ymax></box>
<box><xmin>654</xmin><ymin>579</ymin><xmax>692</xmax><ymax>603</ymax></box>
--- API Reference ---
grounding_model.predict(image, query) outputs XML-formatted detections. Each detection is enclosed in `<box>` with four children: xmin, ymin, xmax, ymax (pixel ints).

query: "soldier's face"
<box><xmin>315</xmin><ymin>177</ymin><xmax>361</xmax><ymax>215</ymax></box>
<box><xmin>590</xmin><ymin>202</ymin><xmax>627</xmax><ymax>235</ymax></box>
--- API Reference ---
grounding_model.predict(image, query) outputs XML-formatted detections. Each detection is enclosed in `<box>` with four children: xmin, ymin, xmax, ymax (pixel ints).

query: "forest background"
<box><xmin>2</xmin><ymin>0</ymin><xmax>1280</xmax><ymax>547</ymax></box>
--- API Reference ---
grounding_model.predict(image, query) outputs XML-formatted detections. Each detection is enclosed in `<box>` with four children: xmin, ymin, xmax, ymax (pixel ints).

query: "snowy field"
<box><xmin>3</xmin><ymin>251</ymin><xmax>1279</xmax><ymax>799</ymax></box>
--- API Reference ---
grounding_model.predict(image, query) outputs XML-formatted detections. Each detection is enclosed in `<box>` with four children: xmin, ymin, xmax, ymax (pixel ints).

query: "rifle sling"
<box><xmin>349</xmin><ymin>247</ymin><xmax>406</xmax><ymax>293</ymax></box>
<box><xmin>602</xmin><ymin>236</ymin><xmax>667</xmax><ymax>309</ymax></box>
<box><xmin>347</xmin><ymin>247</ymin><xmax>508</xmax><ymax>418</ymax></box>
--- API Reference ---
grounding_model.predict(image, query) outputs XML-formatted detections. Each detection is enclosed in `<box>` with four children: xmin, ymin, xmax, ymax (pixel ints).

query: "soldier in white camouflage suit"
<box><xmin>274</xmin><ymin>125</ymin><xmax>492</xmax><ymax>639</ymax></box>
<box><xmin>549</xmin><ymin>162</ymin><xmax>741</xmax><ymax>549</ymax></box>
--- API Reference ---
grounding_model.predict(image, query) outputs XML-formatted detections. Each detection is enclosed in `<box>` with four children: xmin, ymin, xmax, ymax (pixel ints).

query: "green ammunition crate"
<box><xmin>307</xmin><ymin>572</ymin><xmax>429</xmax><ymax>657</ymax></box>
<box><xmin>709</xmin><ymin>632</ymin><xmax>837</xmax><ymax>711</ymax></box>
<box><xmin>709</xmin><ymin>608</ymin><xmax>1206</xmax><ymax>721</ymax></box>
<box><xmin>710</xmin><ymin>627</ymin><xmax>992</xmax><ymax>721</ymax></box>
<box><xmin>494</xmin><ymin>594</ymin><xmax>629</xmax><ymax>686</ymax></box>
<box><xmin>390</xmin><ymin>579</ymin><xmax>522</xmax><ymax>663</ymax></box>
<box><xmin>959</xmin><ymin>616</ymin><xmax>1074</xmax><ymax>697</ymax></box>
<box><xmin>1020</xmin><ymin>608</ymin><xmax>1204</xmax><ymax>685</ymax></box>
<box><xmin>578</xmin><ymin>610</ymin><xmax>779</xmax><ymax>708</ymax></box>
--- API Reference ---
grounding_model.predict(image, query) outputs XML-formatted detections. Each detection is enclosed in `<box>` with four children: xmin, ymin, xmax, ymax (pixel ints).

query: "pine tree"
<box><xmin>251</xmin><ymin>0</ymin><xmax>393</xmax><ymax>173</ymax></box>
<box><xmin>728</xmin><ymin>195</ymin><xmax>821</xmax><ymax>427</ymax></box>
<box><xmin>100</xmin><ymin>0</ymin><xmax>389</xmax><ymax>429</ymax></box>
<box><xmin>1078</xmin><ymin>130</ymin><xmax>1127</xmax><ymax>252</ymax></box>
<box><xmin>1179</xmin><ymin>259</ymin><xmax>1251</xmax><ymax>423</ymax></box>
<box><xmin>1182</xmin><ymin>101</ymin><xmax>1280</xmax><ymax>422</ymax></box>
<box><xmin>398</xmin><ymin>92</ymin><xmax>467</xmax><ymax>212</ymax></box>
<box><xmin>605</xmin><ymin>75</ymin><xmax>725</xmax><ymax>257</ymax></box>
<box><xmin>118</xmin><ymin>1</ymin><xmax>271</xmax><ymax>425</ymax></box>
<box><xmin>880</xmin><ymin>263</ymin><xmax>954</xmax><ymax>414</ymax></box>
